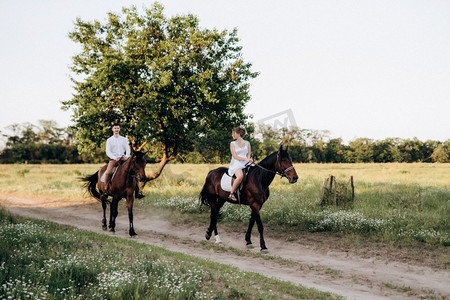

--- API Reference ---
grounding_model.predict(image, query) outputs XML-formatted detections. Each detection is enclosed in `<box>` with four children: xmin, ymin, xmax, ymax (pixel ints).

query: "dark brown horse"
<box><xmin>81</xmin><ymin>148</ymin><xmax>147</xmax><ymax>236</ymax></box>
<box><xmin>199</xmin><ymin>145</ymin><xmax>298</xmax><ymax>252</ymax></box>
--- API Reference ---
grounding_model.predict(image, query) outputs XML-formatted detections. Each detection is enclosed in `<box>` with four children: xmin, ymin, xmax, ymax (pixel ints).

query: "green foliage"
<box><xmin>63</xmin><ymin>3</ymin><xmax>258</xmax><ymax>161</ymax></box>
<box><xmin>253</xmin><ymin>124</ymin><xmax>450</xmax><ymax>163</ymax></box>
<box><xmin>0</xmin><ymin>143</ymin><xmax>88</xmax><ymax>164</ymax></box>
<box><xmin>183</xmin><ymin>151</ymin><xmax>205</xmax><ymax>164</ymax></box>
<box><xmin>2</xmin><ymin>121</ymin><xmax>69</xmax><ymax>147</ymax></box>
<box><xmin>2</xmin><ymin>118</ymin><xmax>449</xmax><ymax>164</ymax></box>
<box><xmin>0</xmin><ymin>120</ymin><xmax>104</xmax><ymax>164</ymax></box>
<box><xmin>431</xmin><ymin>142</ymin><xmax>450</xmax><ymax>163</ymax></box>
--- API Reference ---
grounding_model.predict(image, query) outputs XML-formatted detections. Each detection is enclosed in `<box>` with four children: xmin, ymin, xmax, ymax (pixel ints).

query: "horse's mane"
<box><xmin>249</xmin><ymin>151</ymin><xmax>278</xmax><ymax>186</ymax></box>
<box><xmin>119</xmin><ymin>150</ymin><xmax>146</xmax><ymax>176</ymax></box>
<box><xmin>257</xmin><ymin>151</ymin><xmax>278</xmax><ymax>169</ymax></box>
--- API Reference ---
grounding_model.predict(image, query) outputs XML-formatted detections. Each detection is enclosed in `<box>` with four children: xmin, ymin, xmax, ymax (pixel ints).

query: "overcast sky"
<box><xmin>1</xmin><ymin>0</ymin><xmax>449</xmax><ymax>143</ymax></box>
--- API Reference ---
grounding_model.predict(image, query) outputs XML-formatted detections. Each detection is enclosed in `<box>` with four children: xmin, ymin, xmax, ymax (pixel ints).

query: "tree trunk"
<box><xmin>146</xmin><ymin>151</ymin><xmax>175</xmax><ymax>181</ymax></box>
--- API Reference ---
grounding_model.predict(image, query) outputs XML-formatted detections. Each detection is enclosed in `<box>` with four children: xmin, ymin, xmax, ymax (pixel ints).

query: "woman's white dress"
<box><xmin>228</xmin><ymin>141</ymin><xmax>249</xmax><ymax>176</ymax></box>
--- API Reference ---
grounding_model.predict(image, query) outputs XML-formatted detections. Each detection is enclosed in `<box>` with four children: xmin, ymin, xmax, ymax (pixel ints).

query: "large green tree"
<box><xmin>63</xmin><ymin>3</ymin><xmax>257</xmax><ymax>178</ymax></box>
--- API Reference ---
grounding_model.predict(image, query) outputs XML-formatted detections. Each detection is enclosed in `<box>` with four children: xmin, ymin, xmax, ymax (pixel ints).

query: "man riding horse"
<box><xmin>101</xmin><ymin>123</ymin><xmax>144</xmax><ymax>200</ymax></box>
<box><xmin>82</xmin><ymin>124</ymin><xmax>148</xmax><ymax>236</ymax></box>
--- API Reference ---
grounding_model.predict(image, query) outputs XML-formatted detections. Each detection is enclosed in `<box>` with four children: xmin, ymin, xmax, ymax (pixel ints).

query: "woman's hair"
<box><xmin>232</xmin><ymin>126</ymin><xmax>246</xmax><ymax>137</ymax></box>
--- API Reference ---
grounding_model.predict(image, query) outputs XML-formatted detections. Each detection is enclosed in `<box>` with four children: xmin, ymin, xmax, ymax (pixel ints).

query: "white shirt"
<box><xmin>106</xmin><ymin>135</ymin><xmax>130</xmax><ymax>160</ymax></box>
<box><xmin>228</xmin><ymin>141</ymin><xmax>249</xmax><ymax>176</ymax></box>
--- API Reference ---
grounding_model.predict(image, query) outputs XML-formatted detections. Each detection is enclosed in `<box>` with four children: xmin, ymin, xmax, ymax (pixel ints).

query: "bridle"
<box><xmin>131</xmin><ymin>173</ymin><xmax>146</xmax><ymax>182</ymax></box>
<box><xmin>129</xmin><ymin>154</ymin><xmax>147</xmax><ymax>182</ymax></box>
<box><xmin>251</xmin><ymin>153</ymin><xmax>295</xmax><ymax>179</ymax></box>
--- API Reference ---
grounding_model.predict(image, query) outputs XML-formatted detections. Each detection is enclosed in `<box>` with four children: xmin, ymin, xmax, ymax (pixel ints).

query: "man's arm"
<box><xmin>106</xmin><ymin>138</ymin><xmax>115</xmax><ymax>159</ymax></box>
<box><xmin>124</xmin><ymin>137</ymin><xmax>131</xmax><ymax>158</ymax></box>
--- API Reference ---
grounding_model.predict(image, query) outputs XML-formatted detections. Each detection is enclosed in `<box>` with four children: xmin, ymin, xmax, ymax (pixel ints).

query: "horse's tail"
<box><xmin>199</xmin><ymin>170</ymin><xmax>215</xmax><ymax>207</ymax></box>
<box><xmin>80</xmin><ymin>171</ymin><xmax>101</xmax><ymax>201</ymax></box>
<box><xmin>199</xmin><ymin>181</ymin><xmax>210</xmax><ymax>206</ymax></box>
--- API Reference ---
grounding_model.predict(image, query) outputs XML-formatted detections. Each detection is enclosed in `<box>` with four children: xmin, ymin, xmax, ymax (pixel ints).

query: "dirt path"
<box><xmin>1</xmin><ymin>194</ymin><xmax>449</xmax><ymax>300</ymax></box>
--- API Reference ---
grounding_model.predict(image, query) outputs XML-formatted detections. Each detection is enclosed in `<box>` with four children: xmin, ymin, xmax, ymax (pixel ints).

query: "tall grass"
<box><xmin>0</xmin><ymin>208</ymin><xmax>336</xmax><ymax>299</ymax></box>
<box><xmin>145</xmin><ymin>163</ymin><xmax>450</xmax><ymax>246</ymax></box>
<box><xmin>0</xmin><ymin>163</ymin><xmax>449</xmax><ymax>246</ymax></box>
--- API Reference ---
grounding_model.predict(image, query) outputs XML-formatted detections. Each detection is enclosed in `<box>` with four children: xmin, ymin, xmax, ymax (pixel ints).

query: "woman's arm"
<box><xmin>230</xmin><ymin>142</ymin><xmax>241</xmax><ymax>161</ymax></box>
<box><xmin>230</xmin><ymin>142</ymin><xmax>251</xmax><ymax>162</ymax></box>
<box><xmin>247</xmin><ymin>141</ymin><xmax>252</xmax><ymax>160</ymax></box>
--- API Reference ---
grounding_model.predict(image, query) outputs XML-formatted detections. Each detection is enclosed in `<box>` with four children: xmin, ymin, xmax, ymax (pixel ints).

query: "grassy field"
<box><xmin>0</xmin><ymin>163</ymin><xmax>449</xmax><ymax>247</ymax></box>
<box><xmin>1</xmin><ymin>163</ymin><xmax>449</xmax><ymax>298</ymax></box>
<box><xmin>0</xmin><ymin>209</ymin><xmax>337</xmax><ymax>299</ymax></box>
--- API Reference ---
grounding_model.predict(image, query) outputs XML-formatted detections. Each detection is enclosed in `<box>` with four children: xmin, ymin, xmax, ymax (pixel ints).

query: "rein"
<box><xmin>128</xmin><ymin>155</ymin><xmax>146</xmax><ymax>182</ymax></box>
<box><xmin>131</xmin><ymin>174</ymin><xmax>145</xmax><ymax>182</ymax></box>
<box><xmin>250</xmin><ymin>154</ymin><xmax>295</xmax><ymax>178</ymax></box>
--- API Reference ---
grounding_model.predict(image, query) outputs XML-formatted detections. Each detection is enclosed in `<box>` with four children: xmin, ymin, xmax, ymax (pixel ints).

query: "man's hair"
<box><xmin>112</xmin><ymin>123</ymin><xmax>120</xmax><ymax>128</ymax></box>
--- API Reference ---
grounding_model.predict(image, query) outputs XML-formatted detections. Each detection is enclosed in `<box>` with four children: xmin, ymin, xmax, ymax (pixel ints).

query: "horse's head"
<box><xmin>276</xmin><ymin>145</ymin><xmax>298</xmax><ymax>183</ymax></box>
<box><xmin>129</xmin><ymin>141</ymin><xmax>148</xmax><ymax>182</ymax></box>
<box><xmin>130</xmin><ymin>150</ymin><xmax>147</xmax><ymax>182</ymax></box>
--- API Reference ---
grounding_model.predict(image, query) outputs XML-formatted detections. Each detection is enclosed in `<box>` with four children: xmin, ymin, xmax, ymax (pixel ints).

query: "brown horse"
<box><xmin>199</xmin><ymin>145</ymin><xmax>298</xmax><ymax>252</ymax></box>
<box><xmin>81</xmin><ymin>148</ymin><xmax>147</xmax><ymax>236</ymax></box>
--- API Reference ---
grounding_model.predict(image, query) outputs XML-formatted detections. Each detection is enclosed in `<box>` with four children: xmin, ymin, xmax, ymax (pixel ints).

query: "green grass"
<box><xmin>1</xmin><ymin>163</ymin><xmax>449</xmax><ymax>298</ymax></box>
<box><xmin>0</xmin><ymin>163</ymin><xmax>449</xmax><ymax>246</ymax></box>
<box><xmin>383</xmin><ymin>282</ymin><xmax>413</xmax><ymax>293</ymax></box>
<box><xmin>0</xmin><ymin>208</ymin><xmax>337</xmax><ymax>299</ymax></box>
<box><xmin>144</xmin><ymin>163</ymin><xmax>450</xmax><ymax>246</ymax></box>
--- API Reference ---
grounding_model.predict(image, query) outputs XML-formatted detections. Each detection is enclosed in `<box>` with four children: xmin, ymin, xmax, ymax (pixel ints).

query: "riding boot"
<box><xmin>101</xmin><ymin>173</ymin><xmax>111</xmax><ymax>200</ymax></box>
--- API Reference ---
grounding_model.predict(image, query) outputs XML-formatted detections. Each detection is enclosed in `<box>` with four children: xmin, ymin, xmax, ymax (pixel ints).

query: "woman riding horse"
<box><xmin>228</xmin><ymin>126</ymin><xmax>253</xmax><ymax>201</ymax></box>
<box><xmin>200</xmin><ymin>145</ymin><xmax>298</xmax><ymax>252</ymax></box>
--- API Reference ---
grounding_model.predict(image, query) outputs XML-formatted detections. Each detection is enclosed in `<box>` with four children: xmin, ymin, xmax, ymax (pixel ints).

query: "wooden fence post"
<box><xmin>350</xmin><ymin>176</ymin><xmax>354</xmax><ymax>202</ymax></box>
<box><xmin>333</xmin><ymin>176</ymin><xmax>337</xmax><ymax>206</ymax></box>
<box><xmin>321</xmin><ymin>177</ymin><xmax>329</xmax><ymax>206</ymax></box>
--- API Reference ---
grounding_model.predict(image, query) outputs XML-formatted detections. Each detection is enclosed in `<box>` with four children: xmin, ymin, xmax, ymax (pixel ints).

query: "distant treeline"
<box><xmin>0</xmin><ymin>121</ymin><xmax>103</xmax><ymax>164</ymax></box>
<box><xmin>250</xmin><ymin>126</ymin><xmax>450</xmax><ymax>163</ymax></box>
<box><xmin>1</xmin><ymin>121</ymin><xmax>449</xmax><ymax>163</ymax></box>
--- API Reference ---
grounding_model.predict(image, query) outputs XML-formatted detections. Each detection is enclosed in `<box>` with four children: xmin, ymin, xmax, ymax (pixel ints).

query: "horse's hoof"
<box><xmin>205</xmin><ymin>233</ymin><xmax>211</xmax><ymax>240</ymax></box>
<box><xmin>129</xmin><ymin>231</ymin><xmax>137</xmax><ymax>237</ymax></box>
<box><xmin>102</xmin><ymin>226</ymin><xmax>107</xmax><ymax>231</ymax></box>
<box><xmin>246</xmin><ymin>243</ymin><xmax>254</xmax><ymax>249</ymax></box>
<box><xmin>109</xmin><ymin>229</ymin><xmax>115</xmax><ymax>233</ymax></box>
<box><xmin>260</xmin><ymin>248</ymin><xmax>269</xmax><ymax>254</ymax></box>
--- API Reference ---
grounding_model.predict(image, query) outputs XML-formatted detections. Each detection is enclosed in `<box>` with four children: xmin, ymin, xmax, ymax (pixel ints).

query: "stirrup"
<box><xmin>101</xmin><ymin>191</ymin><xmax>109</xmax><ymax>200</ymax></box>
<box><xmin>228</xmin><ymin>193</ymin><xmax>238</xmax><ymax>202</ymax></box>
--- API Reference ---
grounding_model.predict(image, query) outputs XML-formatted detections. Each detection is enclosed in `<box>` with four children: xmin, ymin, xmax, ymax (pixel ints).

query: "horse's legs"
<box><xmin>109</xmin><ymin>199</ymin><xmax>119</xmax><ymax>232</ymax></box>
<box><xmin>206</xmin><ymin>203</ymin><xmax>218</xmax><ymax>240</ymax></box>
<box><xmin>108</xmin><ymin>201</ymin><xmax>113</xmax><ymax>230</ymax></box>
<box><xmin>205</xmin><ymin>208</ymin><xmax>213</xmax><ymax>240</ymax></box>
<box><xmin>205</xmin><ymin>199</ymin><xmax>224</xmax><ymax>241</ymax></box>
<box><xmin>253</xmin><ymin>210</ymin><xmax>267</xmax><ymax>251</ymax></box>
<box><xmin>126</xmin><ymin>195</ymin><xmax>137</xmax><ymax>237</ymax></box>
<box><xmin>101</xmin><ymin>200</ymin><xmax>107</xmax><ymax>231</ymax></box>
<box><xmin>245</xmin><ymin>211</ymin><xmax>256</xmax><ymax>247</ymax></box>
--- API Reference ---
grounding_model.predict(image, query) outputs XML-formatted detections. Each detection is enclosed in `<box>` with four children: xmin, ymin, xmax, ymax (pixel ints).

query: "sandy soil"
<box><xmin>1</xmin><ymin>194</ymin><xmax>449</xmax><ymax>300</ymax></box>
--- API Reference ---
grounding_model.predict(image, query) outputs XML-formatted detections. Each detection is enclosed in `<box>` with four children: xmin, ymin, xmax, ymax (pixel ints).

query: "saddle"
<box><xmin>220</xmin><ymin>165</ymin><xmax>252</xmax><ymax>201</ymax></box>
<box><xmin>100</xmin><ymin>161</ymin><xmax>123</xmax><ymax>183</ymax></box>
